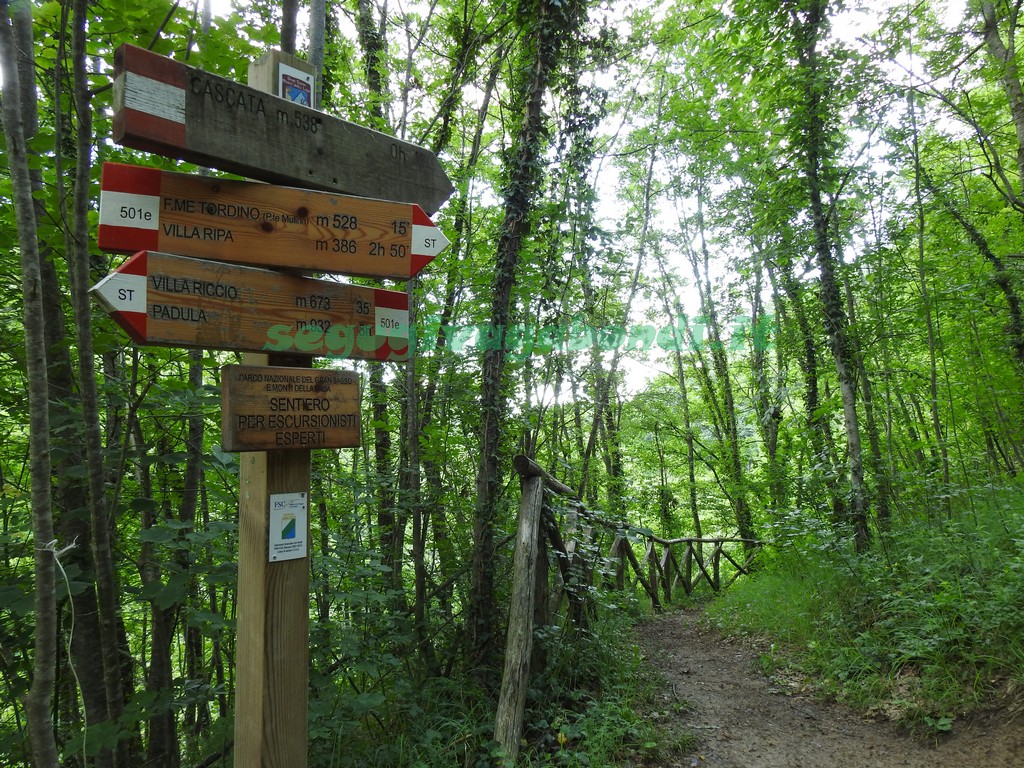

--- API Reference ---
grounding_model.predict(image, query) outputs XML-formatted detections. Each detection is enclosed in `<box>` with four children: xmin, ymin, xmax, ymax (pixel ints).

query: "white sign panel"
<box><xmin>268</xmin><ymin>492</ymin><xmax>308</xmax><ymax>562</ymax></box>
<box><xmin>279</xmin><ymin>63</ymin><xmax>313</xmax><ymax>106</ymax></box>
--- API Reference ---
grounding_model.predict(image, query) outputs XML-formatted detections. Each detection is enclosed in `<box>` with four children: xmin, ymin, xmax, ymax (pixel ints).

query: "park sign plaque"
<box><xmin>98</xmin><ymin>162</ymin><xmax>449</xmax><ymax>279</ymax></box>
<box><xmin>90</xmin><ymin>250</ymin><xmax>411</xmax><ymax>361</ymax></box>
<box><xmin>111</xmin><ymin>44</ymin><xmax>454</xmax><ymax>214</ymax></box>
<box><xmin>221</xmin><ymin>365</ymin><xmax>360</xmax><ymax>451</ymax></box>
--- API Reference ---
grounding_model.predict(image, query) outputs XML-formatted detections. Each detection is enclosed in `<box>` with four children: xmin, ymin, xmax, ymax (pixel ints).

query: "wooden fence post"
<box><xmin>495</xmin><ymin>474</ymin><xmax>545</xmax><ymax>764</ymax></box>
<box><xmin>609</xmin><ymin>535</ymin><xmax>626</xmax><ymax>591</ymax></box>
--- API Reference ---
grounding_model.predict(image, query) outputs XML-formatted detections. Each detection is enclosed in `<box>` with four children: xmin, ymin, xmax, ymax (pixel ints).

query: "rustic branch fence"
<box><xmin>494</xmin><ymin>455</ymin><xmax>764</xmax><ymax>764</ymax></box>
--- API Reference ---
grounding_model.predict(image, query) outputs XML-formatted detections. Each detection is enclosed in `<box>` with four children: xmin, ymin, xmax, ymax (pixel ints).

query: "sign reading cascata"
<box><xmin>111</xmin><ymin>44</ymin><xmax>454</xmax><ymax>214</ymax></box>
<box><xmin>221</xmin><ymin>365</ymin><xmax>360</xmax><ymax>451</ymax></box>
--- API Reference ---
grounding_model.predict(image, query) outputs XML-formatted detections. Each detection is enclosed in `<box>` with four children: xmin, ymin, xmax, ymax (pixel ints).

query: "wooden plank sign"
<box><xmin>90</xmin><ymin>250</ymin><xmax>410</xmax><ymax>361</ymax></box>
<box><xmin>98</xmin><ymin>162</ymin><xmax>449</xmax><ymax>279</ymax></box>
<box><xmin>111</xmin><ymin>44</ymin><xmax>454</xmax><ymax>214</ymax></box>
<box><xmin>221</xmin><ymin>365</ymin><xmax>360</xmax><ymax>451</ymax></box>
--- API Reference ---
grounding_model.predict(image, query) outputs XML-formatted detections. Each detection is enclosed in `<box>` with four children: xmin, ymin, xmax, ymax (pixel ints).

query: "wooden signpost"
<box><xmin>111</xmin><ymin>43</ymin><xmax>454</xmax><ymax>214</ymax></box>
<box><xmin>89</xmin><ymin>250</ymin><xmax>411</xmax><ymax>361</ymax></box>
<box><xmin>98</xmin><ymin>162</ymin><xmax>450</xmax><ymax>279</ymax></box>
<box><xmin>221</xmin><ymin>365</ymin><xmax>360</xmax><ymax>451</ymax></box>
<box><xmin>96</xmin><ymin>45</ymin><xmax>454</xmax><ymax>768</ymax></box>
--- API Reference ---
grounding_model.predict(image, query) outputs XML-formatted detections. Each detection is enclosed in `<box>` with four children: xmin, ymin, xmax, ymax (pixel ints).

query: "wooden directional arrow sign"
<box><xmin>90</xmin><ymin>251</ymin><xmax>410</xmax><ymax>361</ymax></box>
<box><xmin>111</xmin><ymin>44</ymin><xmax>454</xmax><ymax>214</ymax></box>
<box><xmin>98</xmin><ymin>163</ymin><xmax>449</xmax><ymax>280</ymax></box>
<box><xmin>221</xmin><ymin>365</ymin><xmax>360</xmax><ymax>451</ymax></box>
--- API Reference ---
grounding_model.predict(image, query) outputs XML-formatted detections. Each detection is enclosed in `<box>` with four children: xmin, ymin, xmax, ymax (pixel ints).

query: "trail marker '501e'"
<box><xmin>98</xmin><ymin>163</ymin><xmax>448</xmax><ymax>279</ymax></box>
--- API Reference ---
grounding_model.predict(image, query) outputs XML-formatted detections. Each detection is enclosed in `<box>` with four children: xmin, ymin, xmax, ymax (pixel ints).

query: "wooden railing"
<box><xmin>494</xmin><ymin>455</ymin><xmax>764</xmax><ymax>764</ymax></box>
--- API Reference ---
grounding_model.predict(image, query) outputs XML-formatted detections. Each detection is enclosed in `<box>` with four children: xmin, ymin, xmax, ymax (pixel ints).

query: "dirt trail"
<box><xmin>635</xmin><ymin>608</ymin><xmax>1024</xmax><ymax>768</ymax></box>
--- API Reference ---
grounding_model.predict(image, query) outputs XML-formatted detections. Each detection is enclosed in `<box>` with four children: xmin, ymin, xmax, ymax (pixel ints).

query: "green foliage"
<box><xmin>519</xmin><ymin>598</ymin><xmax>665</xmax><ymax>767</ymax></box>
<box><xmin>708</xmin><ymin>482</ymin><xmax>1024</xmax><ymax>730</ymax></box>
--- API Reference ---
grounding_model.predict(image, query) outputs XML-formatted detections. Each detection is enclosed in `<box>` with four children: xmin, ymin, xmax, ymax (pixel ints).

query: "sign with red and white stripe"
<box><xmin>112</xmin><ymin>45</ymin><xmax>454</xmax><ymax>215</ymax></box>
<box><xmin>98</xmin><ymin>163</ymin><xmax>449</xmax><ymax>279</ymax></box>
<box><xmin>90</xmin><ymin>250</ymin><xmax>411</xmax><ymax>361</ymax></box>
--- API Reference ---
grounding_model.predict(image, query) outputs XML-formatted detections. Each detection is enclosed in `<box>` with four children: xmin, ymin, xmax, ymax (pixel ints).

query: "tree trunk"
<box><xmin>0</xmin><ymin>3</ymin><xmax>59</xmax><ymax>763</ymax></box>
<box><xmin>281</xmin><ymin>0</ymin><xmax>299</xmax><ymax>54</ymax></box>
<box><xmin>471</xmin><ymin>0</ymin><xmax>572</xmax><ymax>671</ymax></box>
<box><xmin>16</xmin><ymin>0</ymin><xmax>115</xmax><ymax>760</ymax></box>
<box><xmin>652</xmin><ymin>252</ymin><xmax>702</xmax><ymax>542</ymax></box>
<box><xmin>794</xmin><ymin>0</ymin><xmax>869</xmax><ymax>550</ymax></box>
<box><xmin>779</xmin><ymin>265</ymin><xmax>847</xmax><ymax>524</ymax></box>
<box><xmin>754</xmin><ymin>258</ymin><xmax>787</xmax><ymax>516</ymax></box>
<box><xmin>692</xmin><ymin>185</ymin><xmax>753</xmax><ymax>544</ymax></box>
<box><xmin>980</xmin><ymin>0</ymin><xmax>1024</xmax><ymax>196</ymax></box>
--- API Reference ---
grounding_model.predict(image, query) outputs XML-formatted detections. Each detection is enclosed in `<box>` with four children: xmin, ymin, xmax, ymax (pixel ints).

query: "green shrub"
<box><xmin>707</xmin><ymin>483</ymin><xmax>1024</xmax><ymax>731</ymax></box>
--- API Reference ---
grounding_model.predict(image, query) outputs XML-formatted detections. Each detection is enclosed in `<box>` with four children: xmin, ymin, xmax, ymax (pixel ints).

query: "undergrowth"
<box><xmin>706</xmin><ymin>482</ymin><xmax>1024</xmax><ymax>735</ymax></box>
<box><xmin>311</xmin><ymin>588</ymin><xmax>672</xmax><ymax>767</ymax></box>
<box><xmin>518</xmin><ymin>591</ymin><xmax>685</xmax><ymax>767</ymax></box>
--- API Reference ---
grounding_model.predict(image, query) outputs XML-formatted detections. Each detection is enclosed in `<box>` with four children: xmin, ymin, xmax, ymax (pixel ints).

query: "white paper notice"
<box><xmin>268</xmin><ymin>492</ymin><xmax>308</xmax><ymax>562</ymax></box>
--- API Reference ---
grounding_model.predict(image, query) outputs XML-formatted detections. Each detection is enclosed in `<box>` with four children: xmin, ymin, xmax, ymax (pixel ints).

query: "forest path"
<box><xmin>634</xmin><ymin>607</ymin><xmax>1024</xmax><ymax>767</ymax></box>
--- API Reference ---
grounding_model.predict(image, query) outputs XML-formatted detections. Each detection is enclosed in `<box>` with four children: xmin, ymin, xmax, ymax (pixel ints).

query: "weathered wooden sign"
<box><xmin>98</xmin><ymin>162</ymin><xmax>449</xmax><ymax>279</ymax></box>
<box><xmin>90</xmin><ymin>250</ymin><xmax>410</xmax><ymax>361</ymax></box>
<box><xmin>221</xmin><ymin>365</ymin><xmax>360</xmax><ymax>451</ymax></box>
<box><xmin>112</xmin><ymin>44</ymin><xmax>454</xmax><ymax>214</ymax></box>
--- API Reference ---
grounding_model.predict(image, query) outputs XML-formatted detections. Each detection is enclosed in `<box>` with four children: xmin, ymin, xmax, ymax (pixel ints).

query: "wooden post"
<box><xmin>623</xmin><ymin>541</ymin><xmax>661</xmax><ymax>611</ymax></box>
<box><xmin>234</xmin><ymin>52</ymin><xmax>318</xmax><ymax>768</ymax></box>
<box><xmin>610</xmin><ymin>535</ymin><xmax>626</xmax><ymax>591</ymax></box>
<box><xmin>712</xmin><ymin>541</ymin><xmax>722</xmax><ymax>591</ymax></box>
<box><xmin>235</xmin><ymin>443</ymin><xmax>311</xmax><ymax>767</ymax></box>
<box><xmin>682</xmin><ymin>542</ymin><xmax>693</xmax><ymax>596</ymax></box>
<box><xmin>647</xmin><ymin>541</ymin><xmax>659</xmax><ymax>608</ymax></box>
<box><xmin>532</xmin><ymin>500</ymin><xmax>549</xmax><ymax>674</ymax></box>
<box><xmin>494</xmin><ymin>474</ymin><xmax>545</xmax><ymax>765</ymax></box>
<box><xmin>659</xmin><ymin>545</ymin><xmax>673</xmax><ymax>604</ymax></box>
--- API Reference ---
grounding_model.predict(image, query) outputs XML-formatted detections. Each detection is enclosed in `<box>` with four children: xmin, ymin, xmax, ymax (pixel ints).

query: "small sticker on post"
<box><xmin>268</xmin><ymin>492</ymin><xmax>307</xmax><ymax>562</ymax></box>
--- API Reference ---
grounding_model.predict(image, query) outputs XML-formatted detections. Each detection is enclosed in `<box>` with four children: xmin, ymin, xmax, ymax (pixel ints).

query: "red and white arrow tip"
<box><xmin>411</xmin><ymin>205</ymin><xmax>451</xmax><ymax>272</ymax></box>
<box><xmin>90</xmin><ymin>251</ymin><xmax>148</xmax><ymax>343</ymax></box>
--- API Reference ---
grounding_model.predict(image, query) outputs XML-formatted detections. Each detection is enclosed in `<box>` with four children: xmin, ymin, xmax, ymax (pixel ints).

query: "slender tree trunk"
<box><xmin>1</xmin><ymin>2</ymin><xmax>59</xmax><ymax>763</ymax></box>
<box><xmin>308</xmin><ymin>0</ymin><xmax>327</xmax><ymax>94</ymax></box>
<box><xmin>357</xmin><ymin>0</ymin><xmax>388</xmax><ymax>123</ymax></box>
<box><xmin>794</xmin><ymin>0</ymin><xmax>869</xmax><ymax>550</ymax></box>
<box><xmin>351</xmin><ymin>0</ymin><xmax>408</xmax><ymax>600</ymax></box>
<box><xmin>471</xmin><ymin>0</ymin><xmax>576</xmax><ymax>671</ymax></box>
<box><xmin>753</xmin><ymin>258</ymin><xmax>786</xmax><ymax>515</ymax></box>
<box><xmin>281</xmin><ymin>0</ymin><xmax>299</xmax><ymax>53</ymax></box>
<box><xmin>981</xmin><ymin>0</ymin><xmax>1024</xmax><ymax>193</ymax></box>
<box><xmin>133</xmin><ymin>420</ymin><xmax>176</xmax><ymax>768</ymax></box>
<box><xmin>654</xmin><ymin>424</ymin><xmax>674</xmax><ymax>537</ymax></box>
<box><xmin>692</xmin><ymin>186</ymin><xmax>752</xmax><ymax>543</ymax></box>
<box><xmin>579</xmin><ymin>164</ymin><xmax>649</xmax><ymax>504</ymax></box>
<box><xmin>845</xmin><ymin>280</ymin><xmax>892</xmax><ymax>527</ymax></box>
<box><xmin>779</xmin><ymin>266</ymin><xmax>846</xmax><ymax>523</ymax></box>
<box><xmin>17</xmin><ymin>0</ymin><xmax>113</xmax><ymax>760</ymax></box>
<box><xmin>67</xmin><ymin>1</ymin><xmax>131</xmax><ymax>754</ymax></box>
<box><xmin>652</xmin><ymin>254</ymin><xmax>702</xmax><ymax>542</ymax></box>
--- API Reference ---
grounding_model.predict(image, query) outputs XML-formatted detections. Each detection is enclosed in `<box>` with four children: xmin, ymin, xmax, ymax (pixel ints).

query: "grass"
<box><xmin>705</xmin><ymin>485</ymin><xmax>1024</xmax><ymax>734</ymax></box>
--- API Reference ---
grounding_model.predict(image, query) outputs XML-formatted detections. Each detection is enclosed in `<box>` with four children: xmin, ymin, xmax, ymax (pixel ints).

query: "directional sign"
<box><xmin>90</xmin><ymin>251</ymin><xmax>410</xmax><ymax>361</ymax></box>
<box><xmin>98</xmin><ymin>163</ymin><xmax>449</xmax><ymax>279</ymax></box>
<box><xmin>111</xmin><ymin>44</ymin><xmax>454</xmax><ymax>214</ymax></box>
<box><xmin>221</xmin><ymin>365</ymin><xmax>360</xmax><ymax>451</ymax></box>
